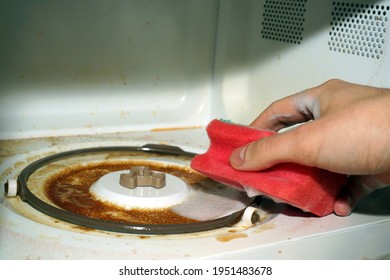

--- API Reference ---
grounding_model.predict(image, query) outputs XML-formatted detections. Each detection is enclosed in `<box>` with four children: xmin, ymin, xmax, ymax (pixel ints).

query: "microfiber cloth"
<box><xmin>190</xmin><ymin>119</ymin><xmax>348</xmax><ymax>216</ymax></box>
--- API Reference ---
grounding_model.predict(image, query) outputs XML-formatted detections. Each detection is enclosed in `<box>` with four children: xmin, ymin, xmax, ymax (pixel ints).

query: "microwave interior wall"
<box><xmin>1</xmin><ymin>0</ymin><xmax>389</xmax><ymax>139</ymax></box>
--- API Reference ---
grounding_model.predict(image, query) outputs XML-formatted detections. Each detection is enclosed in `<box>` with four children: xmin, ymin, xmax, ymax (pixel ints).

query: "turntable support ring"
<box><xmin>8</xmin><ymin>146</ymin><xmax>257</xmax><ymax>234</ymax></box>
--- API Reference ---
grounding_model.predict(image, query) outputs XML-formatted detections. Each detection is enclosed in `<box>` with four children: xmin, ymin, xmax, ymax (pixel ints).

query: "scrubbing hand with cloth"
<box><xmin>229</xmin><ymin>79</ymin><xmax>390</xmax><ymax>216</ymax></box>
<box><xmin>191</xmin><ymin>79</ymin><xmax>389</xmax><ymax>217</ymax></box>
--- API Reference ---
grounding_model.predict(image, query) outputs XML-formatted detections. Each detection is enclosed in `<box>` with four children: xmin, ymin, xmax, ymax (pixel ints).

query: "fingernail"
<box><xmin>231</xmin><ymin>146</ymin><xmax>246</xmax><ymax>167</ymax></box>
<box><xmin>334</xmin><ymin>188</ymin><xmax>355</xmax><ymax>216</ymax></box>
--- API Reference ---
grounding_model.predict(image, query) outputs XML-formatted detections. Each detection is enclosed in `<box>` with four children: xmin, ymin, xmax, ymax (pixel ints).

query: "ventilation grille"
<box><xmin>329</xmin><ymin>2</ymin><xmax>389</xmax><ymax>59</ymax></box>
<box><xmin>261</xmin><ymin>0</ymin><xmax>307</xmax><ymax>44</ymax></box>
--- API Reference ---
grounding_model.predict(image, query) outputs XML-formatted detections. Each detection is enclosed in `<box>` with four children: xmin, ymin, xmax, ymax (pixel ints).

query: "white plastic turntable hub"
<box><xmin>90</xmin><ymin>166</ymin><xmax>191</xmax><ymax>209</ymax></box>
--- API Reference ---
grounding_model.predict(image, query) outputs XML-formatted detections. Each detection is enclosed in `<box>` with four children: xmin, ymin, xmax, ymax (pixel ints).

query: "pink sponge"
<box><xmin>190</xmin><ymin>119</ymin><xmax>348</xmax><ymax>216</ymax></box>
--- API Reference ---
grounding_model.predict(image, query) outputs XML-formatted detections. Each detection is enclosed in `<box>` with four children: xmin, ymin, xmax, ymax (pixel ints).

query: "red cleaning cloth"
<box><xmin>190</xmin><ymin>119</ymin><xmax>348</xmax><ymax>216</ymax></box>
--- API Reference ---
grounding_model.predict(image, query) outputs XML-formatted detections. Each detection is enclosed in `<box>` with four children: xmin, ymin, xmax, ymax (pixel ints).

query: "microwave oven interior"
<box><xmin>0</xmin><ymin>0</ymin><xmax>389</xmax><ymax>259</ymax></box>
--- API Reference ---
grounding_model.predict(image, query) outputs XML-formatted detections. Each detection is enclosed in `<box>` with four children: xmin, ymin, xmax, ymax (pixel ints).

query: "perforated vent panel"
<box><xmin>261</xmin><ymin>0</ymin><xmax>307</xmax><ymax>44</ymax></box>
<box><xmin>329</xmin><ymin>2</ymin><xmax>389</xmax><ymax>59</ymax></box>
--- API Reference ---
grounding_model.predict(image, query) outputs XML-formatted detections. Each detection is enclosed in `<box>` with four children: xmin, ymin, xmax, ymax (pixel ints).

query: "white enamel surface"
<box><xmin>1</xmin><ymin>0</ymin><xmax>390</xmax><ymax>260</ymax></box>
<box><xmin>0</xmin><ymin>1</ymin><xmax>217</xmax><ymax>139</ymax></box>
<box><xmin>1</xmin><ymin>129</ymin><xmax>389</xmax><ymax>260</ymax></box>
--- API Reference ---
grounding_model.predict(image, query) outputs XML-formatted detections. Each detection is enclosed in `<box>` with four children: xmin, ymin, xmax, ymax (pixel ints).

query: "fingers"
<box><xmin>239</xmin><ymin>79</ymin><xmax>390</xmax><ymax>216</ymax></box>
<box><xmin>230</xmin><ymin>131</ymin><xmax>390</xmax><ymax>216</ymax></box>
<box><xmin>230</xmin><ymin>128</ymin><xmax>301</xmax><ymax>171</ymax></box>
<box><xmin>334</xmin><ymin>174</ymin><xmax>390</xmax><ymax>216</ymax></box>
<box><xmin>250</xmin><ymin>91</ymin><xmax>320</xmax><ymax>131</ymax></box>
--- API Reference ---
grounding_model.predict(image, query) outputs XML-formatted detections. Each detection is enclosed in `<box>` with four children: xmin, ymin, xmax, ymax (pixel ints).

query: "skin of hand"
<box><xmin>230</xmin><ymin>79</ymin><xmax>390</xmax><ymax>216</ymax></box>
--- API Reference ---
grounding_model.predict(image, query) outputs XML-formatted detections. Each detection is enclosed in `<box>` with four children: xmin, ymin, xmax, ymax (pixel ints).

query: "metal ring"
<box><xmin>17</xmin><ymin>145</ymin><xmax>248</xmax><ymax>234</ymax></box>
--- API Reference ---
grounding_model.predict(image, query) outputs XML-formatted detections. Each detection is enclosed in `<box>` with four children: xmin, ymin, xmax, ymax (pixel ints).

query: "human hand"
<box><xmin>230</xmin><ymin>79</ymin><xmax>390</xmax><ymax>216</ymax></box>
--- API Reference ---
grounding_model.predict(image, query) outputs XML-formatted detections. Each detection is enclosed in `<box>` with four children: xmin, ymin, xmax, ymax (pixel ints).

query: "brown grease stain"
<box><xmin>139</xmin><ymin>235</ymin><xmax>151</xmax><ymax>239</ymax></box>
<box><xmin>151</xmin><ymin>126</ymin><xmax>202</xmax><ymax>132</ymax></box>
<box><xmin>216</xmin><ymin>232</ymin><xmax>248</xmax><ymax>243</ymax></box>
<box><xmin>253</xmin><ymin>222</ymin><xmax>276</xmax><ymax>234</ymax></box>
<box><xmin>44</xmin><ymin>160</ymin><xmax>205</xmax><ymax>225</ymax></box>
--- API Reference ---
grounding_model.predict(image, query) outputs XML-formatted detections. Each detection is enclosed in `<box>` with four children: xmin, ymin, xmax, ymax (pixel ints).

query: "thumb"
<box><xmin>229</xmin><ymin>130</ymin><xmax>299</xmax><ymax>171</ymax></box>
